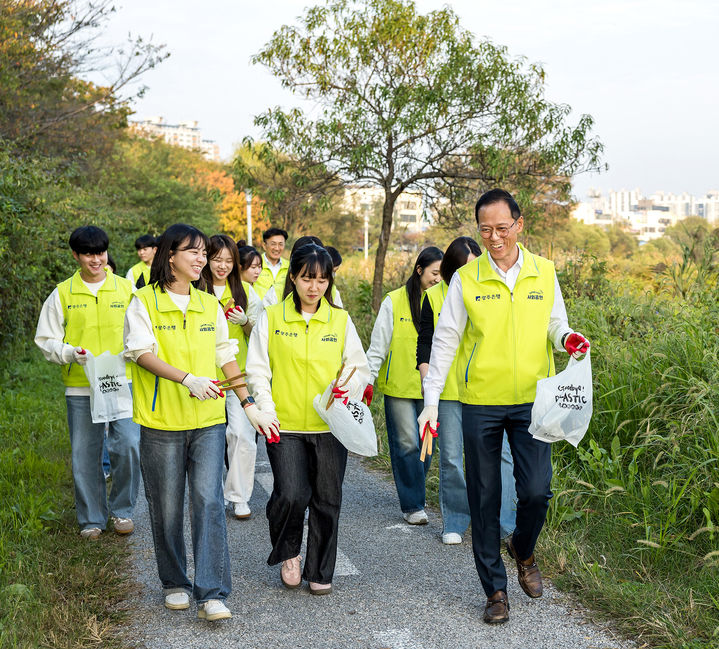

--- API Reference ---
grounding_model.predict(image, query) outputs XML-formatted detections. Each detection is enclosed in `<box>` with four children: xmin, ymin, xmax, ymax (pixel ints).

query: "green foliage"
<box><xmin>251</xmin><ymin>0</ymin><xmax>603</xmax><ymax>309</ymax></box>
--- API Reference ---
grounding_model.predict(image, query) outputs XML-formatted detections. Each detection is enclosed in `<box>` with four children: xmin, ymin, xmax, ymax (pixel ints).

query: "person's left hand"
<box><xmin>362</xmin><ymin>384</ymin><xmax>374</xmax><ymax>407</ymax></box>
<box><xmin>564</xmin><ymin>332</ymin><xmax>590</xmax><ymax>359</ymax></box>
<box><xmin>332</xmin><ymin>385</ymin><xmax>349</xmax><ymax>405</ymax></box>
<box><xmin>226</xmin><ymin>306</ymin><xmax>248</xmax><ymax>326</ymax></box>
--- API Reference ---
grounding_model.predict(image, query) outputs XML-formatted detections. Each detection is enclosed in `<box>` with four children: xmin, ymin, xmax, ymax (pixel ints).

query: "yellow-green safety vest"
<box><xmin>376</xmin><ymin>287</ymin><xmax>422</xmax><ymax>399</ymax></box>
<box><xmin>266</xmin><ymin>295</ymin><xmax>348</xmax><ymax>431</ymax></box>
<box><xmin>423</xmin><ymin>280</ymin><xmax>460</xmax><ymax>401</ymax></box>
<box><xmin>216</xmin><ymin>281</ymin><xmax>251</xmax><ymax>377</ymax></box>
<box><xmin>131</xmin><ymin>284</ymin><xmax>225</xmax><ymax>431</ymax></box>
<box><xmin>57</xmin><ymin>270</ymin><xmax>133</xmax><ymax>387</ymax></box>
<box><xmin>456</xmin><ymin>244</ymin><xmax>555</xmax><ymax>405</ymax></box>
<box><xmin>254</xmin><ymin>257</ymin><xmax>289</xmax><ymax>300</ymax></box>
<box><xmin>129</xmin><ymin>261</ymin><xmax>151</xmax><ymax>288</ymax></box>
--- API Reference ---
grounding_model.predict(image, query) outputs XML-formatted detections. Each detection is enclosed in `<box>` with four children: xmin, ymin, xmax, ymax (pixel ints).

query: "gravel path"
<box><xmin>125</xmin><ymin>441</ymin><xmax>633</xmax><ymax>649</ymax></box>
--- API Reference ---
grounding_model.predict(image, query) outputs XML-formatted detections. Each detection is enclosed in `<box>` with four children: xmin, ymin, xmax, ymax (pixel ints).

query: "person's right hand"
<box><xmin>181</xmin><ymin>373</ymin><xmax>223</xmax><ymax>400</ymax></box>
<box><xmin>73</xmin><ymin>347</ymin><xmax>88</xmax><ymax>365</ymax></box>
<box><xmin>244</xmin><ymin>404</ymin><xmax>281</xmax><ymax>443</ymax></box>
<box><xmin>226</xmin><ymin>306</ymin><xmax>249</xmax><ymax>326</ymax></box>
<box><xmin>417</xmin><ymin>405</ymin><xmax>439</xmax><ymax>440</ymax></box>
<box><xmin>362</xmin><ymin>384</ymin><xmax>374</xmax><ymax>407</ymax></box>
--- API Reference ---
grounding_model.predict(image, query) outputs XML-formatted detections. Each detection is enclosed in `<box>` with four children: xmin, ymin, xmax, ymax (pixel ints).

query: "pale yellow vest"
<box><xmin>424</xmin><ymin>280</ymin><xmax>460</xmax><ymax>401</ymax></box>
<box><xmin>215</xmin><ymin>281</ymin><xmax>251</xmax><ymax>377</ymax></box>
<box><xmin>57</xmin><ymin>270</ymin><xmax>133</xmax><ymax>387</ymax></box>
<box><xmin>129</xmin><ymin>261</ymin><xmax>151</xmax><ymax>287</ymax></box>
<box><xmin>266</xmin><ymin>296</ymin><xmax>348</xmax><ymax>431</ymax></box>
<box><xmin>376</xmin><ymin>287</ymin><xmax>422</xmax><ymax>399</ymax></box>
<box><xmin>456</xmin><ymin>244</ymin><xmax>555</xmax><ymax>405</ymax></box>
<box><xmin>254</xmin><ymin>256</ymin><xmax>288</xmax><ymax>299</ymax></box>
<box><xmin>131</xmin><ymin>284</ymin><xmax>225</xmax><ymax>430</ymax></box>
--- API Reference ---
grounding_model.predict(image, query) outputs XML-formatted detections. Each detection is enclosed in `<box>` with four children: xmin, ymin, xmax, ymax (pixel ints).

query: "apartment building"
<box><xmin>130</xmin><ymin>117</ymin><xmax>221</xmax><ymax>162</ymax></box>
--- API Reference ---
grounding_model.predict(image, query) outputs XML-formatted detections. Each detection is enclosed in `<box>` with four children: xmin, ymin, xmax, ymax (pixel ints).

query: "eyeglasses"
<box><xmin>478</xmin><ymin>219</ymin><xmax>519</xmax><ymax>239</ymax></box>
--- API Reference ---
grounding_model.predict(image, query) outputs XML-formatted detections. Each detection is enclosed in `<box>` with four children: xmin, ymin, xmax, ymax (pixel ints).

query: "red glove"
<box><xmin>564</xmin><ymin>332</ymin><xmax>590</xmax><ymax>359</ymax></box>
<box><xmin>332</xmin><ymin>386</ymin><xmax>349</xmax><ymax>405</ymax></box>
<box><xmin>362</xmin><ymin>384</ymin><xmax>374</xmax><ymax>407</ymax></box>
<box><xmin>421</xmin><ymin>421</ymin><xmax>439</xmax><ymax>441</ymax></box>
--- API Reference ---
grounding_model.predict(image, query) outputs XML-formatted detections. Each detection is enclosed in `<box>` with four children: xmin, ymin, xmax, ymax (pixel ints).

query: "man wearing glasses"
<box><xmin>418</xmin><ymin>188</ymin><xmax>589</xmax><ymax>624</ymax></box>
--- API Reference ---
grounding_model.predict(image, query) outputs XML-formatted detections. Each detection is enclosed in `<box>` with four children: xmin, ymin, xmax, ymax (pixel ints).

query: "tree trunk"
<box><xmin>371</xmin><ymin>193</ymin><xmax>396</xmax><ymax>312</ymax></box>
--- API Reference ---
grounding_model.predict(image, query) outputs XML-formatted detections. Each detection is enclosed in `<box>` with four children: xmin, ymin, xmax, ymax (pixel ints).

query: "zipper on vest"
<box><xmin>183</xmin><ymin>313</ymin><xmax>187</xmax><ymax>329</ymax></box>
<box><xmin>510</xmin><ymin>290</ymin><xmax>518</xmax><ymax>400</ymax></box>
<box><xmin>464</xmin><ymin>343</ymin><xmax>476</xmax><ymax>386</ymax></box>
<box><xmin>304</xmin><ymin>322</ymin><xmax>310</xmax><ymax>430</ymax></box>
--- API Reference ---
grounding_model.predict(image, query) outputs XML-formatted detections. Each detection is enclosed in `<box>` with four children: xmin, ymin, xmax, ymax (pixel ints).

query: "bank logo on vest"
<box><xmin>527</xmin><ymin>290</ymin><xmax>544</xmax><ymax>301</ymax></box>
<box><xmin>67</xmin><ymin>303</ymin><xmax>88</xmax><ymax>310</ymax></box>
<box><xmin>199</xmin><ymin>322</ymin><xmax>215</xmax><ymax>333</ymax></box>
<box><xmin>321</xmin><ymin>333</ymin><xmax>338</xmax><ymax>343</ymax></box>
<box><xmin>475</xmin><ymin>293</ymin><xmax>501</xmax><ymax>301</ymax></box>
<box><xmin>274</xmin><ymin>329</ymin><xmax>299</xmax><ymax>338</ymax></box>
<box><xmin>399</xmin><ymin>316</ymin><xmax>412</xmax><ymax>322</ymax></box>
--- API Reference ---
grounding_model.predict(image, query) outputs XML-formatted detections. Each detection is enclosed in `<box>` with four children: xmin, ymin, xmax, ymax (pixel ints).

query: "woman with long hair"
<box><xmin>246</xmin><ymin>243</ymin><xmax>368</xmax><ymax>594</ymax></box>
<box><xmin>416</xmin><ymin>237</ymin><xmax>516</xmax><ymax>544</ymax></box>
<box><xmin>201</xmin><ymin>234</ymin><xmax>262</xmax><ymax>520</ymax></box>
<box><xmin>365</xmin><ymin>246</ymin><xmax>443</xmax><ymax>525</ymax></box>
<box><xmin>238</xmin><ymin>245</ymin><xmax>263</xmax><ymax>287</ymax></box>
<box><xmin>124</xmin><ymin>224</ymin><xmax>278</xmax><ymax>620</ymax></box>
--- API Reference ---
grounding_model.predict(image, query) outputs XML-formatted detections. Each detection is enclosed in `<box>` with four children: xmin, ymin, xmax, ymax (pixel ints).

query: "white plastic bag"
<box><xmin>312</xmin><ymin>384</ymin><xmax>377</xmax><ymax>456</ymax></box>
<box><xmin>529</xmin><ymin>349</ymin><xmax>593</xmax><ymax>447</ymax></box>
<box><xmin>82</xmin><ymin>351</ymin><xmax>133</xmax><ymax>423</ymax></box>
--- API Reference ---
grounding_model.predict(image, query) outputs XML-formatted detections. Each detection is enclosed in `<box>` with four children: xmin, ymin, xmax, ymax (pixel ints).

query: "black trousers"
<box><xmin>462</xmin><ymin>403</ymin><xmax>553</xmax><ymax>596</ymax></box>
<box><xmin>265</xmin><ymin>432</ymin><xmax>348</xmax><ymax>584</ymax></box>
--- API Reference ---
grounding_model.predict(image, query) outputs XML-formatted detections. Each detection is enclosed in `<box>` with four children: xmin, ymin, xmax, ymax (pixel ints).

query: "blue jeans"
<box><xmin>66</xmin><ymin>395</ymin><xmax>140</xmax><ymax>529</ymax></box>
<box><xmin>384</xmin><ymin>396</ymin><xmax>434</xmax><ymax>513</ymax></box>
<box><xmin>462</xmin><ymin>403</ymin><xmax>552</xmax><ymax>596</ymax></box>
<box><xmin>438</xmin><ymin>401</ymin><xmax>516</xmax><ymax>537</ymax></box>
<box><xmin>140</xmin><ymin>424</ymin><xmax>231</xmax><ymax>603</ymax></box>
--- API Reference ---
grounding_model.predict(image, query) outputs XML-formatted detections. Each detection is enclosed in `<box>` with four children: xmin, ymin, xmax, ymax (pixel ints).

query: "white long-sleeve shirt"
<box><xmin>245</xmin><ymin>308</ymin><xmax>369</xmax><ymax>433</ymax></box>
<box><xmin>35</xmin><ymin>280</ymin><xmax>106</xmax><ymax>396</ymax></box>
<box><xmin>365</xmin><ymin>295</ymin><xmax>394</xmax><ymax>384</ymax></box>
<box><xmin>423</xmin><ymin>246</ymin><xmax>574</xmax><ymax>407</ymax></box>
<box><xmin>123</xmin><ymin>291</ymin><xmax>238</xmax><ymax>368</ymax></box>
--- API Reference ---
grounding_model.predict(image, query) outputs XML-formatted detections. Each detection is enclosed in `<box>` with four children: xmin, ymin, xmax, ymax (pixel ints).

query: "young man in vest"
<box><xmin>35</xmin><ymin>226</ymin><xmax>141</xmax><ymax>540</ymax></box>
<box><xmin>418</xmin><ymin>189</ymin><xmax>590</xmax><ymax>624</ymax></box>
<box><xmin>126</xmin><ymin>234</ymin><xmax>157</xmax><ymax>289</ymax></box>
<box><xmin>253</xmin><ymin>227</ymin><xmax>289</xmax><ymax>299</ymax></box>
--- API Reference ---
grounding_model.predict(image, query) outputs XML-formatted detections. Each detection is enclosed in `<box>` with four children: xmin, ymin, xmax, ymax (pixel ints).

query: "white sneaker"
<box><xmin>111</xmin><ymin>517</ymin><xmax>134</xmax><ymax>535</ymax></box>
<box><xmin>403</xmin><ymin>510</ymin><xmax>429</xmax><ymax>525</ymax></box>
<box><xmin>198</xmin><ymin>599</ymin><xmax>232</xmax><ymax>621</ymax></box>
<box><xmin>80</xmin><ymin>527</ymin><xmax>102</xmax><ymax>540</ymax></box>
<box><xmin>164</xmin><ymin>592</ymin><xmax>190</xmax><ymax>610</ymax></box>
<box><xmin>442</xmin><ymin>532</ymin><xmax>463</xmax><ymax>545</ymax></box>
<box><xmin>233</xmin><ymin>502</ymin><xmax>251</xmax><ymax>519</ymax></box>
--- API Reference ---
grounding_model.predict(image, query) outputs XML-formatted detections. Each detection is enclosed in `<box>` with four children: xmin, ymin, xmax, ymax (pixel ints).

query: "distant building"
<box><xmin>130</xmin><ymin>117</ymin><xmax>221</xmax><ymax>162</ymax></box>
<box><xmin>342</xmin><ymin>184</ymin><xmax>429</xmax><ymax>233</ymax></box>
<box><xmin>572</xmin><ymin>187</ymin><xmax>719</xmax><ymax>243</ymax></box>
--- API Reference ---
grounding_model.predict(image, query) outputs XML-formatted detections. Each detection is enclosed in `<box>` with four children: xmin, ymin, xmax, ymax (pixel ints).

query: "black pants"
<box><xmin>265</xmin><ymin>432</ymin><xmax>348</xmax><ymax>584</ymax></box>
<box><xmin>462</xmin><ymin>403</ymin><xmax>553</xmax><ymax>596</ymax></box>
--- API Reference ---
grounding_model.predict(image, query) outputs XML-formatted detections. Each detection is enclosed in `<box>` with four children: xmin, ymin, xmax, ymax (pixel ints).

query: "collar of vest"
<box><xmin>280</xmin><ymin>295</ymin><xmax>332</xmax><ymax>324</ymax></box>
<box><xmin>68</xmin><ymin>269</ymin><xmax>118</xmax><ymax>295</ymax></box>
<box><xmin>151</xmin><ymin>284</ymin><xmax>208</xmax><ymax>313</ymax></box>
<box><xmin>475</xmin><ymin>243</ymin><xmax>541</xmax><ymax>285</ymax></box>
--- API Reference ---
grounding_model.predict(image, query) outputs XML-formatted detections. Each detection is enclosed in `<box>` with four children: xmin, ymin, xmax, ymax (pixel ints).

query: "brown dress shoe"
<box><xmin>483</xmin><ymin>590</ymin><xmax>509</xmax><ymax>624</ymax></box>
<box><xmin>506</xmin><ymin>536</ymin><xmax>543</xmax><ymax>598</ymax></box>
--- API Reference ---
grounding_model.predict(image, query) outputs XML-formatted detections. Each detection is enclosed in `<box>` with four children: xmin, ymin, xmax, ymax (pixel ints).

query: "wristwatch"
<box><xmin>240</xmin><ymin>395</ymin><xmax>256</xmax><ymax>409</ymax></box>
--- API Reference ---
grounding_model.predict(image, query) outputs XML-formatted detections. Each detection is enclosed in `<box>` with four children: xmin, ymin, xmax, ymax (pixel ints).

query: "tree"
<box><xmin>251</xmin><ymin>0</ymin><xmax>603</xmax><ymax>309</ymax></box>
<box><xmin>0</xmin><ymin>0</ymin><xmax>166</xmax><ymax>158</ymax></box>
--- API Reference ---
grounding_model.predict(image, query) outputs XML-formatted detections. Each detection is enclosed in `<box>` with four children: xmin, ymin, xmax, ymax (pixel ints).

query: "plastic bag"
<box><xmin>529</xmin><ymin>349</ymin><xmax>593</xmax><ymax>447</ymax></box>
<box><xmin>312</xmin><ymin>384</ymin><xmax>377</xmax><ymax>456</ymax></box>
<box><xmin>82</xmin><ymin>351</ymin><xmax>133</xmax><ymax>423</ymax></box>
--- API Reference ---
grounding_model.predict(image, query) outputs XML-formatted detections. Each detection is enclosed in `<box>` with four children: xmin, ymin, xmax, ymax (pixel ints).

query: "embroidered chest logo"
<box><xmin>67</xmin><ymin>303</ymin><xmax>88</xmax><ymax>309</ymax></box>
<box><xmin>475</xmin><ymin>293</ymin><xmax>501</xmax><ymax>301</ymax></box>
<box><xmin>199</xmin><ymin>322</ymin><xmax>215</xmax><ymax>332</ymax></box>
<box><xmin>321</xmin><ymin>334</ymin><xmax>338</xmax><ymax>343</ymax></box>
<box><xmin>109</xmin><ymin>301</ymin><xmax>125</xmax><ymax>309</ymax></box>
<box><xmin>399</xmin><ymin>316</ymin><xmax>412</xmax><ymax>322</ymax></box>
<box><xmin>274</xmin><ymin>329</ymin><xmax>298</xmax><ymax>338</ymax></box>
<box><xmin>527</xmin><ymin>290</ymin><xmax>544</xmax><ymax>301</ymax></box>
<box><xmin>154</xmin><ymin>324</ymin><xmax>177</xmax><ymax>331</ymax></box>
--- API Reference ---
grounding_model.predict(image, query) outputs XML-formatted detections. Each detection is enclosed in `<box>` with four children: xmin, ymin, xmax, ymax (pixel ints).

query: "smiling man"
<box><xmin>254</xmin><ymin>227</ymin><xmax>289</xmax><ymax>299</ymax></box>
<box><xmin>418</xmin><ymin>189</ymin><xmax>590</xmax><ymax>624</ymax></box>
<box><xmin>35</xmin><ymin>226</ymin><xmax>140</xmax><ymax>540</ymax></box>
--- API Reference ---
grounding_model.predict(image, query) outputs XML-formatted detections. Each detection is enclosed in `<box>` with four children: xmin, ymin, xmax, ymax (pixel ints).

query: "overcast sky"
<box><xmin>96</xmin><ymin>0</ymin><xmax>718</xmax><ymax>200</ymax></box>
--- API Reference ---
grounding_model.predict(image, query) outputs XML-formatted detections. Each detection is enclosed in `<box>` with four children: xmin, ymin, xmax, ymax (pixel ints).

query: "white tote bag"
<box><xmin>529</xmin><ymin>349</ymin><xmax>593</xmax><ymax>447</ymax></box>
<box><xmin>82</xmin><ymin>351</ymin><xmax>133</xmax><ymax>423</ymax></box>
<box><xmin>312</xmin><ymin>384</ymin><xmax>378</xmax><ymax>456</ymax></box>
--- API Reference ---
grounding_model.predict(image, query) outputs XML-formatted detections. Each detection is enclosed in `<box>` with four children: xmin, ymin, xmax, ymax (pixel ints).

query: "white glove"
<box><xmin>226</xmin><ymin>306</ymin><xmax>248</xmax><ymax>326</ymax></box>
<box><xmin>244</xmin><ymin>404</ymin><xmax>281</xmax><ymax>442</ymax></box>
<box><xmin>73</xmin><ymin>347</ymin><xmax>88</xmax><ymax>365</ymax></box>
<box><xmin>417</xmin><ymin>405</ymin><xmax>439</xmax><ymax>440</ymax></box>
<box><xmin>181</xmin><ymin>373</ymin><xmax>222</xmax><ymax>400</ymax></box>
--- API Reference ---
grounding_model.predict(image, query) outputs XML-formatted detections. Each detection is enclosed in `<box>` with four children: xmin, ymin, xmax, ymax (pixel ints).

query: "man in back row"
<box><xmin>253</xmin><ymin>227</ymin><xmax>288</xmax><ymax>299</ymax></box>
<box><xmin>419</xmin><ymin>189</ymin><xmax>590</xmax><ymax>625</ymax></box>
<box><xmin>126</xmin><ymin>234</ymin><xmax>157</xmax><ymax>289</ymax></box>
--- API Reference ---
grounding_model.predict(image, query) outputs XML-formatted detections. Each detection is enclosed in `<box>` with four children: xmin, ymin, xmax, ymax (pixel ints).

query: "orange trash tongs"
<box><xmin>214</xmin><ymin>372</ymin><xmax>247</xmax><ymax>392</ymax></box>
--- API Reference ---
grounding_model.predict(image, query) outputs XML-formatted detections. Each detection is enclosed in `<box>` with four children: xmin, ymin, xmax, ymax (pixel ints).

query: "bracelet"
<box><xmin>561</xmin><ymin>333</ymin><xmax>570</xmax><ymax>348</ymax></box>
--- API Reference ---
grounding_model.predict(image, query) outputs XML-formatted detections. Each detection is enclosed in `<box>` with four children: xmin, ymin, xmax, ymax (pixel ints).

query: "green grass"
<box><xmin>0</xmin><ymin>351</ymin><xmax>134</xmax><ymax>648</ymax></box>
